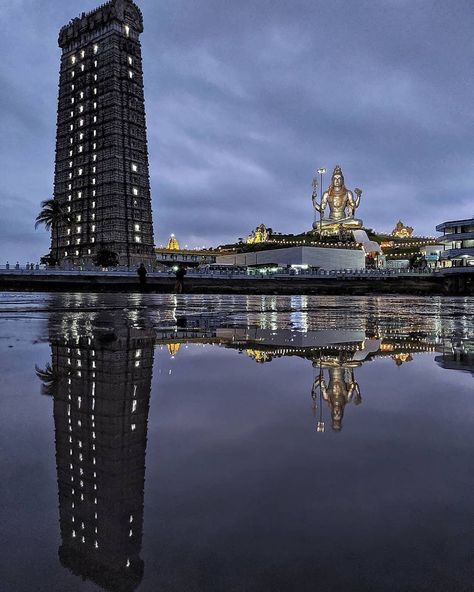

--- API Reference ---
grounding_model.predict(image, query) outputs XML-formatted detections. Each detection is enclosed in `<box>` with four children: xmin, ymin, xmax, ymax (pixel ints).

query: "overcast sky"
<box><xmin>1</xmin><ymin>0</ymin><xmax>473</xmax><ymax>259</ymax></box>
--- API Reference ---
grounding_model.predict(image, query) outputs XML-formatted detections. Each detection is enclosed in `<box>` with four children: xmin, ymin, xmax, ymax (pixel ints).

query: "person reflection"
<box><xmin>311</xmin><ymin>353</ymin><xmax>362</xmax><ymax>432</ymax></box>
<box><xmin>37</xmin><ymin>295</ymin><xmax>155</xmax><ymax>592</ymax></box>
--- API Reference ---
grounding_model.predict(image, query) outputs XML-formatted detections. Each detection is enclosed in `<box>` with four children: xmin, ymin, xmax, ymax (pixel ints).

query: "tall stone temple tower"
<box><xmin>42</xmin><ymin>295</ymin><xmax>155</xmax><ymax>589</ymax></box>
<box><xmin>53</xmin><ymin>0</ymin><xmax>155</xmax><ymax>268</ymax></box>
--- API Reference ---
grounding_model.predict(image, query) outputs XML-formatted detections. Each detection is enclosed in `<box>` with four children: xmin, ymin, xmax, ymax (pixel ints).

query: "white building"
<box><xmin>216</xmin><ymin>246</ymin><xmax>366</xmax><ymax>271</ymax></box>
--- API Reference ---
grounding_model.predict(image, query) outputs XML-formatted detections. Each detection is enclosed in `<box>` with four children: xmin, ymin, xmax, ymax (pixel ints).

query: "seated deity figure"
<box><xmin>312</xmin><ymin>165</ymin><xmax>363</xmax><ymax>234</ymax></box>
<box><xmin>311</xmin><ymin>355</ymin><xmax>362</xmax><ymax>431</ymax></box>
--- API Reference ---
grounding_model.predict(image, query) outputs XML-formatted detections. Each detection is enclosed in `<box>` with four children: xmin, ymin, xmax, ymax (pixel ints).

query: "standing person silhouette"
<box><xmin>137</xmin><ymin>263</ymin><xmax>147</xmax><ymax>289</ymax></box>
<box><xmin>175</xmin><ymin>264</ymin><xmax>186</xmax><ymax>294</ymax></box>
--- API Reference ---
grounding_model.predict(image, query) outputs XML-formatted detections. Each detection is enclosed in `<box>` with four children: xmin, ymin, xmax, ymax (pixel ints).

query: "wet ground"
<box><xmin>1</xmin><ymin>293</ymin><xmax>473</xmax><ymax>592</ymax></box>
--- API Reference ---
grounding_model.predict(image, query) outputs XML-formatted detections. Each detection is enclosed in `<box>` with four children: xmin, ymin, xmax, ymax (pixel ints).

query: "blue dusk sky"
<box><xmin>0</xmin><ymin>0</ymin><xmax>473</xmax><ymax>260</ymax></box>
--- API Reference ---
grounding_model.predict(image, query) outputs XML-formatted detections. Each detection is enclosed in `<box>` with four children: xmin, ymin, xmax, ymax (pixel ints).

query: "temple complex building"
<box><xmin>53</xmin><ymin>0</ymin><xmax>155</xmax><ymax>268</ymax></box>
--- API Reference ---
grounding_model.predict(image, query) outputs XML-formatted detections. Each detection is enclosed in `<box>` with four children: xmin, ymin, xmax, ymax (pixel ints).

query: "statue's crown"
<box><xmin>332</xmin><ymin>165</ymin><xmax>343</xmax><ymax>177</ymax></box>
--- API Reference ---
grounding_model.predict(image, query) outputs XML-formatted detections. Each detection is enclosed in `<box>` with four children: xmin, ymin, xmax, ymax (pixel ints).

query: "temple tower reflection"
<box><xmin>42</xmin><ymin>295</ymin><xmax>155</xmax><ymax>591</ymax></box>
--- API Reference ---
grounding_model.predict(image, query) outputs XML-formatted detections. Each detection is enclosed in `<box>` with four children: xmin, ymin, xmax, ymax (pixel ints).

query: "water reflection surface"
<box><xmin>0</xmin><ymin>293</ymin><xmax>473</xmax><ymax>592</ymax></box>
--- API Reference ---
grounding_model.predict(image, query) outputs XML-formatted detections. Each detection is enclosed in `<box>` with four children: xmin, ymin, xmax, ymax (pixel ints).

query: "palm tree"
<box><xmin>35</xmin><ymin>199</ymin><xmax>71</xmax><ymax>264</ymax></box>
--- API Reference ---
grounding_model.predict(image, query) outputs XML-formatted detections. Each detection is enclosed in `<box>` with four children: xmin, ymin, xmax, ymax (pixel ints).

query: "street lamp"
<box><xmin>317</xmin><ymin>167</ymin><xmax>326</xmax><ymax>236</ymax></box>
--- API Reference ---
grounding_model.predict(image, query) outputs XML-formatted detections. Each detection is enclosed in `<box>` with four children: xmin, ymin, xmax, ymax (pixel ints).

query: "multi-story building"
<box><xmin>53</xmin><ymin>0</ymin><xmax>155</xmax><ymax>268</ymax></box>
<box><xmin>436</xmin><ymin>217</ymin><xmax>474</xmax><ymax>267</ymax></box>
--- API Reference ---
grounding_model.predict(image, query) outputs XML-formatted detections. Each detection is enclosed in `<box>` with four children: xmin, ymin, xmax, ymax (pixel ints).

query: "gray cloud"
<box><xmin>1</xmin><ymin>0</ymin><xmax>473</xmax><ymax>259</ymax></box>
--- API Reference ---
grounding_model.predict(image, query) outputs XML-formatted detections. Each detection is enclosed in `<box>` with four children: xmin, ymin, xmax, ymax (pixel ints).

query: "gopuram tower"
<box><xmin>53</xmin><ymin>0</ymin><xmax>155</xmax><ymax>268</ymax></box>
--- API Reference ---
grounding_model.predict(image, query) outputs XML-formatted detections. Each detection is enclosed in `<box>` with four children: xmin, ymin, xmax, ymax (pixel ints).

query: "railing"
<box><xmin>0</xmin><ymin>266</ymin><xmax>437</xmax><ymax>279</ymax></box>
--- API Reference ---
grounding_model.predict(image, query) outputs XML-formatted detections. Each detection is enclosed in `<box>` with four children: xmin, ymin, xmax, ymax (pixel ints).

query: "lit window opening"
<box><xmin>124</xmin><ymin>24</ymin><xmax>130</xmax><ymax>36</ymax></box>
<box><xmin>134</xmin><ymin>223</ymin><xmax>140</xmax><ymax>231</ymax></box>
<box><xmin>131</xmin><ymin>163</ymin><xmax>138</xmax><ymax>172</ymax></box>
<box><xmin>134</xmin><ymin>235</ymin><xmax>141</xmax><ymax>243</ymax></box>
<box><xmin>93</xmin><ymin>44</ymin><xmax>99</xmax><ymax>54</ymax></box>
<box><xmin>132</xmin><ymin>187</ymin><xmax>139</xmax><ymax>196</ymax></box>
<box><xmin>71</xmin><ymin>56</ymin><xmax>76</xmax><ymax>65</ymax></box>
<box><xmin>78</xmin><ymin>191</ymin><xmax>82</xmax><ymax>198</ymax></box>
<box><xmin>129</xmin><ymin>70</ymin><xmax>133</xmax><ymax>79</ymax></box>
<box><xmin>128</xmin><ymin>56</ymin><xmax>133</xmax><ymax>65</ymax></box>
<box><xmin>80</xmin><ymin>50</ymin><xmax>85</xmax><ymax>59</ymax></box>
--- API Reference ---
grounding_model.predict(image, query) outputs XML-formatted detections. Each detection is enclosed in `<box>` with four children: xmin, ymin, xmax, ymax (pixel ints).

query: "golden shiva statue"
<box><xmin>311</xmin><ymin>354</ymin><xmax>362</xmax><ymax>432</ymax></box>
<box><xmin>312</xmin><ymin>165</ymin><xmax>363</xmax><ymax>235</ymax></box>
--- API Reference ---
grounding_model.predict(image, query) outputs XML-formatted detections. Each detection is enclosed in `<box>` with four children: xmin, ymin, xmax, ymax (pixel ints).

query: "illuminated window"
<box><xmin>93</xmin><ymin>44</ymin><xmax>99</xmax><ymax>54</ymax></box>
<box><xmin>76</xmin><ymin>215</ymin><xmax>82</xmax><ymax>222</ymax></box>
<box><xmin>93</xmin><ymin>116</ymin><xmax>97</xmax><ymax>123</ymax></box>
<box><xmin>78</xmin><ymin>145</ymin><xmax>83</xmax><ymax>153</ymax></box>
<box><xmin>92</xmin><ymin>154</ymin><xmax>97</xmax><ymax>161</ymax></box>
<box><xmin>80</xmin><ymin>91</ymin><xmax>84</xmax><ymax>99</ymax></box>
<box><xmin>79</xmin><ymin>105</ymin><xmax>84</xmax><ymax>113</ymax></box>
<box><xmin>78</xmin><ymin>168</ymin><xmax>83</xmax><ymax>175</ymax></box>
<box><xmin>68</xmin><ymin>183</ymin><xmax>72</xmax><ymax>190</ymax></box>
<box><xmin>68</xmin><ymin>172</ymin><xmax>73</xmax><ymax>179</ymax></box>
<box><xmin>71</xmin><ymin>71</ymin><xmax>75</xmax><ymax>78</ymax></box>
<box><xmin>132</xmin><ymin>187</ymin><xmax>139</xmax><ymax>196</ymax></box>
<box><xmin>67</xmin><ymin>229</ymin><xmax>71</xmax><ymax>235</ymax></box>
<box><xmin>65</xmin><ymin>251</ymin><xmax>68</xmax><ymax>256</ymax></box>
<box><xmin>79</xmin><ymin>132</ymin><xmax>84</xmax><ymax>140</ymax></box>
<box><xmin>80</xmin><ymin>50</ymin><xmax>85</xmax><ymax>59</ymax></box>
<box><xmin>77</xmin><ymin>191</ymin><xmax>82</xmax><ymax>198</ymax></box>
<box><xmin>70</xmin><ymin>124</ymin><xmax>74</xmax><ymax>131</ymax></box>
<box><xmin>69</xmin><ymin>161</ymin><xmax>73</xmax><ymax>168</ymax></box>
<box><xmin>128</xmin><ymin>56</ymin><xmax>133</xmax><ymax>65</ymax></box>
<box><xmin>67</xmin><ymin>196</ymin><xmax>72</xmax><ymax>202</ymax></box>
<box><xmin>132</xmin><ymin>400</ymin><xmax>137</xmax><ymax>413</ymax></box>
<box><xmin>79</xmin><ymin>119</ymin><xmax>84</xmax><ymax>127</ymax></box>
<box><xmin>94</xmin><ymin>74</ymin><xmax>98</xmax><ymax>81</ymax></box>
<box><xmin>129</xmin><ymin>70</ymin><xmax>133</xmax><ymax>79</ymax></box>
<box><xmin>92</xmin><ymin>142</ymin><xmax>96</xmax><ymax>149</ymax></box>
<box><xmin>81</xmin><ymin>64</ymin><xmax>85</xmax><ymax>72</ymax></box>
<box><xmin>70</xmin><ymin>97</ymin><xmax>74</xmax><ymax>104</ymax></box>
<box><xmin>93</xmin><ymin>102</ymin><xmax>97</xmax><ymax>109</ymax></box>
<box><xmin>71</xmin><ymin>56</ymin><xmax>76</xmax><ymax>65</ymax></box>
<box><xmin>93</xmin><ymin>87</ymin><xmax>98</xmax><ymax>95</ymax></box>
<box><xmin>69</xmin><ymin>150</ymin><xmax>73</xmax><ymax>157</ymax></box>
<box><xmin>92</xmin><ymin>166</ymin><xmax>96</xmax><ymax>173</ymax></box>
<box><xmin>92</xmin><ymin>178</ymin><xmax>96</xmax><ymax>185</ymax></box>
<box><xmin>94</xmin><ymin>60</ymin><xmax>98</xmax><ymax>68</ymax></box>
<box><xmin>93</xmin><ymin>130</ymin><xmax>97</xmax><ymax>137</ymax></box>
<box><xmin>92</xmin><ymin>190</ymin><xmax>96</xmax><ymax>197</ymax></box>
<box><xmin>124</xmin><ymin>24</ymin><xmax>130</xmax><ymax>36</ymax></box>
<box><xmin>131</xmin><ymin>424</ymin><xmax>136</xmax><ymax>431</ymax></box>
<box><xmin>134</xmin><ymin>223</ymin><xmax>140</xmax><ymax>231</ymax></box>
<box><xmin>91</xmin><ymin>237</ymin><xmax>95</xmax><ymax>243</ymax></box>
<box><xmin>69</xmin><ymin>138</ymin><xmax>73</xmax><ymax>145</ymax></box>
<box><xmin>67</xmin><ymin>206</ymin><xmax>71</xmax><ymax>213</ymax></box>
<box><xmin>92</xmin><ymin>201</ymin><xmax>96</xmax><ymax>208</ymax></box>
<box><xmin>75</xmin><ymin>250</ymin><xmax>79</xmax><ymax>256</ymax></box>
<box><xmin>134</xmin><ymin>235</ymin><xmax>141</xmax><ymax>243</ymax></box>
<box><xmin>71</xmin><ymin>84</ymin><xmax>75</xmax><ymax>91</ymax></box>
<box><xmin>91</xmin><ymin>225</ymin><xmax>96</xmax><ymax>232</ymax></box>
<box><xmin>76</xmin><ymin>226</ymin><xmax>82</xmax><ymax>234</ymax></box>
<box><xmin>131</xmin><ymin>163</ymin><xmax>138</xmax><ymax>172</ymax></box>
